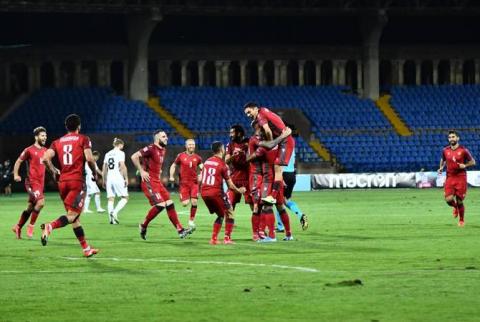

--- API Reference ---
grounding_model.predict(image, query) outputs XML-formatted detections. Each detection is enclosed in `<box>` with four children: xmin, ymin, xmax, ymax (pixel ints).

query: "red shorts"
<box><xmin>25</xmin><ymin>179</ymin><xmax>44</xmax><ymax>204</ymax></box>
<box><xmin>202</xmin><ymin>193</ymin><xmax>232</xmax><ymax>217</ymax></box>
<box><xmin>249</xmin><ymin>172</ymin><xmax>263</xmax><ymax>204</ymax></box>
<box><xmin>141</xmin><ymin>181</ymin><xmax>171</xmax><ymax>206</ymax></box>
<box><xmin>179</xmin><ymin>182</ymin><xmax>199</xmax><ymax>202</ymax></box>
<box><xmin>227</xmin><ymin>179</ymin><xmax>252</xmax><ymax>205</ymax></box>
<box><xmin>275</xmin><ymin>136</ymin><xmax>295</xmax><ymax>166</ymax></box>
<box><xmin>58</xmin><ymin>180</ymin><xmax>86</xmax><ymax>213</ymax></box>
<box><xmin>444</xmin><ymin>176</ymin><xmax>467</xmax><ymax>200</ymax></box>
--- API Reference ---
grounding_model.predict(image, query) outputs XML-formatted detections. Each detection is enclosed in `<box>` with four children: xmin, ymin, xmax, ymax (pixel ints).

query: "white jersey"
<box><xmin>103</xmin><ymin>148</ymin><xmax>125</xmax><ymax>182</ymax></box>
<box><xmin>85</xmin><ymin>162</ymin><xmax>100</xmax><ymax>194</ymax></box>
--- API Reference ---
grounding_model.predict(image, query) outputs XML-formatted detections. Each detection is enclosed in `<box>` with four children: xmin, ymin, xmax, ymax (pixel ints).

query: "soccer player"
<box><xmin>201</xmin><ymin>141</ymin><xmax>246</xmax><ymax>245</ymax></box>
<box><xmin>438</xmin><ymin>130</ymin><xmax>475</xmax><ymax>227</ymax></box>
<box><xmin>247</xmin><ymin>124</ymin><xmax>264</xmax><ymax>241</ymax></box>
<box><xmin>131</xmin><ymin>130</ymin><xmax>191</xmax><ymax>240</ymax></box>
<box><xmin>11</xmin><ymin>126</ymin><xmax>48</xmax><ymax>239</ymax></box>
<box><xmin>169</xmin><ymin>139</ymin><xmax>203</xmax><ymax>229</ymax></box>
<box><xmin>83</xmin><ymin>151</ymin><xmax>105</xmax><ymax>214</ymax></box>
<box><xmin>41</xmin><ymin>114</ymin><xmax>98</xmax><ymax>257</ymax></box>
<box><xmin>244</xmin><ymin>102</ymin><xmax>295</xmax><ymax>205</ymax></box>
<box><xmin>103</xmin><ymin>138</ymin><xmax>129</xmax><ymax>225</ymax></box>
<box><xmin>225</xmin><ymin>125</ymin><xmax>251</xmax><ymax>209</ymax></box>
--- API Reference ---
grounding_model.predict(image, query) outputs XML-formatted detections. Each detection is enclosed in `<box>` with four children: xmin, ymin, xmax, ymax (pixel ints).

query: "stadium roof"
<box><xmin>0</xmin><ymin>0</ymin><xmax>479</xmax><ymax>16</ymax></box>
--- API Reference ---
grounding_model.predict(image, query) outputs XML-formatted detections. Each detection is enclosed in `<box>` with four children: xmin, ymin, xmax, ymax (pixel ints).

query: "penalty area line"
<box><xmin>61</xmin><ymin>256</ymin><xmax>319</xmax><ymax>273</ymax></box>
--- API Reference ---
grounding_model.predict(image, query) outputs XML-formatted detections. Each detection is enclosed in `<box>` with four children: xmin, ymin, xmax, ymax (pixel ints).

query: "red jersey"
<box><xmin>442</xmin><ymin>145</ymin><xmax>473</xmax><ymax>178</ymax></box>
<box><xmin>139</xmin><ymin>144</ymin><xmax>166</xmax><ymax>183</ymax></box>
<box><xmin>248</xmin><ymin>135</ymin><xmax>265</xmax><ymax>175</ymax></box>
<box><xmin>174</xmin><ymin>152</ymin><xmax>202</xmax><ymax>184</ymax></box>
<box><xmin>19</xmin><ymin>145</ymin><xmax>47</xmax><ymax>184</ymax></box>
<box><xmin>226</xmin><ymin>138</ymin><xmax>249</xmax><ymax>182</ymax></box>
<box><xmin>256</xmin><ymin>107</ymin><xmax>286</xmax><ymax>138</ymax></box>
<box><xmin>201</xmin><ymin>156</ymin><xmax>230</xmax><ymax>197</ymax></box>
<box><xmin>50</xmin><ymin>133</ymin><xmax>92</xmax><ymax>182</ymax></box>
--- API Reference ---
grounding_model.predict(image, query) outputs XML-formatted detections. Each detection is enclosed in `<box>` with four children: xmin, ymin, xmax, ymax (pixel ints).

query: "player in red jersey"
<box><xmin>169</xmin><ymin>139</ymin><xmax>203</xmax><ymax>229</ymax></box>
<box><xmin>225</xmin><ymin>124</ymin><xmax>252</xmax><ymax>209</ymax></box>
<box><xmin>244</xmin><ymin>102</ymin><xmax>295</xmax><ymax>205</ymax></box>
<box><xmin>131</xmin><ymin>130</ymin><xmax>192</xmax><ymax>240</ymax></box>
<box><xmin>438</xmin><ymin>130</ymin><xmax>475</xmax><ymax>227</ymax></box>
<box><xmin>201</xmin><ymin>141</ymin><xmax>246</xmax><ymax>245</ymax></box>
<box><xmin>247</xmin><ymin>124</ymin><xmax>264</xmax><ymax>241</ymax></box>
<box><xmin>11</xmin><ymin>127</ymin><xmax>48</xmax><ymax>239</ymax></box>
<box><xmin>41</xmin><ymin>114</ymin><xmax>98</xmax><ymax>257</ymax></box>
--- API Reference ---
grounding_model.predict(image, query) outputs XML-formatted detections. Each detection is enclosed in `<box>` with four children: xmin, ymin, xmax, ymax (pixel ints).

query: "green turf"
<box><xmin>1</xmin><ymin>189</ymin><xmax>480</xmax><ymax>322</ymax></box>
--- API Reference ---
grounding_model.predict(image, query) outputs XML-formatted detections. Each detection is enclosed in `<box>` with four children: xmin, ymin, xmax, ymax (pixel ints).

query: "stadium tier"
<box><xmin>0</xmin><ymin>87</ymin><xmax>174</xmax><ymax>135</ymax></box>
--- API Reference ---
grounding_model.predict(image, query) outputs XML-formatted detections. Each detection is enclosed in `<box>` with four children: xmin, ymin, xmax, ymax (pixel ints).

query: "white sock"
<box><xmin>84</xmin><ymin>195</ymin><xmax>91</xmax><ymax>211</ymax></box>
<box><xmin>95</xmin><ymin>194</ymin><xmax>102</xmax><ymax>210</ymax></box>
<box><xmin>113</xmin><ymin>198</ymin><xmax>128</xmax><ymax>218</ymax></box>
<box><xmin>108</xmin><ymin>200</ymin><xmax>114</xmax><ymax>214</ymax></box>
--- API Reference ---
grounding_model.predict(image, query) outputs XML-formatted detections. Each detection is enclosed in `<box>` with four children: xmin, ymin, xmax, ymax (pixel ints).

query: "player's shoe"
<box><xmin>257</xmin><ymin>237</ymin><xmax>277</xmax><ymax>243</ymax></box>
<box><xmin>261</xmin><ymin>195</ymin><xmax>276</xmax><ymax>205</ymax></box>
<box><xmin>209</xmin><ymin>238</ymin><xmax>219</xmax><ymax>245</ymax></box>
<box><xmin>84</xmin><ymin>209</ymin><xmax>93</xmax><ymax>214</ymax></box>
<box><xmin>83</xmin><ymin>246</ymin><xmax>99</xmax><ymax>258</ymax></box>
<box><xmin>178</xmin><ymin>228</ymin><xmax>190</xmax><ymax>239</ymax></box>
<box><xmin>453</xmin><ymin>207</ymin><xmax>459</xmax><ymax>218</ymax></box>
<box><xmin>26</xmin><ymin>224</ymin><xmax>35</xmax><ymax>238</ymax></box>
<box><xmin>258</xmin><ymin>231</ymin><xmax>266</xmax><ymax>239</ymax></box>
<box><xmin>40</xmin><ymin>223</ymin><xmax>52</xmax><ymax>246</ymax></box>
<box><xmin>458</xmin><ymin>220</ymin><xmax>465</xmax><ymax>227</ymax></box>
<box><xmin>276</xmin><ymin>227</ymin><xmax>285</xmax><ymax>233</ymax></box>
<box><xmin>97</xmin><ymin>208</ymin><xmax>106</xmax><ymax>213</ymax></box>
<box><xmin>139</xmin><ymin>223</ymin><xmax>147</xmax><ymax>240</ymax></box>
<box><xmin>109</xmin><ymin>212</ymin><xmax>119</xmax><ymax>225</ymax></box>
<box><xmin>252</xmin><ymin>233</ymin><xmax>260</xmax><ymax>242</ymax></box>
<box><xmin>300</xmin><ymin>214</ymin><xmax>309</xmax><ymax>230</ymax></box>
<box><xmin>11</xmin><ymin>224</ymin><xmax>21</xmax><ymax>239</ymax></box>
<box><xmin>223</xmin><ymin>236</ymin><xmax>235</xmax><ymax>244</ymax></box>
<box><xmin>188</xmin><ymin>220</ymin><xmax>196</xmax><ymax>229</ymax></box>
<box><xmin>283</xmin><ymin>235</ymin><xmax>294</xmax><ymax>241</ymax></box>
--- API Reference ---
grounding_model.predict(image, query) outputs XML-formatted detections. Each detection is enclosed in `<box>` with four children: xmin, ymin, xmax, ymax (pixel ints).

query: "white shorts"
<box><xmin>86</xmin><ymin>180</ymin><xmax>100</xmax><ymax>195</ymax></box>
<box><xmin>106</xmin><ymin>178</ymin><xmax>129</xmax><ymax>198</ymax></box>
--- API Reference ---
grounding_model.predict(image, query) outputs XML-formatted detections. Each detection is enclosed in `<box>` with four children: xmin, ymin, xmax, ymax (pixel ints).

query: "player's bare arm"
<box><xmin>197</xmin><ymin>163</ymin><xmax>204</xmax><ymax>182</ymax></box>
<box><xmin>102</xmin><ymin>163</ymin><xmax>108</xmax><ymax>188</ymax></box>
<box><xmin>169</xmin><ymin>162</ymin><xmax>177</xmax><ymax>182</ymax></box>
<box><xmin>131</xmin><ymin>151</ymin><xmax>150</xmax><ymax>182</ymax></box>
<box><xmin>13</xmin><ymin>157</ymin><xmax>24</xmax><ymax>182</ymax></box>
<box><xmin>227</xmin><ymin>178</ymin><xmax>246</xmax><ymax>195</ymax></box>
<box><xmin>42</xmin><ymin>148</ymin><xmax>60</xmax><ymax>180</ymax></box>
<box><xmin>262</xmin><ymin>123</ymin><xmax>274</xmax><ymax>141</ymax></box>
<box><xmin>459</xmin><ymin>158</ymin><xmax>476</xmax><ymax>169</ymax></box>
<box><xmin>84</xmin><ymin>148</ymin><xmax>97</xmax><ymax>181</ymax></box>
<box><xmin>259</xmin><ymin>127</ymin><xmax>292</xmax><ymax>149</ymax></box>
<box><xmin>120</xmin><ymin>161</ymin><xmax>128</xmax><ymax>187</ymax></box>
<box><xmin>438</xmin><ymin>158</ymin><xmax>445</xmax><ymax>174</ymax></box>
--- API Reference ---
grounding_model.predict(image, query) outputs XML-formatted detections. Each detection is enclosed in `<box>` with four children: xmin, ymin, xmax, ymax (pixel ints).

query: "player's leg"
<box><xmin>224</xmin><ymin>207</ymin><xmax>235</xmax><ymax>244</ymax></box>
<box><xmin>112</xmin><ymin>196</ymin><xmax>128</xmax><ymax>222</ymax></box>
<box><xmin>259</xmin><ymin>204</ymin><xmax>276</xmax><ymax>242</ymax></box>
<box><xmin>71</xmin><ymin>216</ymin><xmax>98</xmax><ymax>257</ymax></box>
<box><xmin>110</xmin><ymin>180</ymin><xmax>128</xmax><ymax>224</ymax></box>
<box><xmin>275</xmin><ymin>209</ymin><xmax>285</xmax><ymax>232</ymax></box>
<box><xmin>83</xmin><ymin>193</ymin><xmax>93</xmax><ymax>213</ymax></box>
<box><xmin>188</xmin><ymin>183</ymin><xmax>199</xmax><ymax>228</ymax></box>
<box><xmin>12</xmin><ymin>201</ymin><xmax>34</xmax><ymax>239</ymax></box>
<box><xmin>277</xmin><ymin>204</ymin><xmax>292</xmax><ymax>241</ymax></box>
<box><xmin>210</xmin><ymin>214</ymin><xmax>224</xmax><ymax>245</ymax></box>
<box><xmin>27</xmin><ymin>198</ymin><xmax>45</xmax><ymax>238</ymax></box>
<box><xmin>455</xmin><ymin>179</ymin><xmax>467</xmax><ymax>226</ymax></box>
<box><xmin>94</xmin><ymin>191</ymin><xmax>105</xmax><ymax>212</ymax></box>
<box><xmin>226</xmin><ymin>188</ymin><xmax>241</xmax><ymax>210</ymax></box>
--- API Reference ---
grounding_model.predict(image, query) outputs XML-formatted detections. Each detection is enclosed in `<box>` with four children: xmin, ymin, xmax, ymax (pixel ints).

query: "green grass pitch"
<box><xmin>1</xmin><ymin>188</ymin><xmax>480</xmax><ymax>322</ymax></box>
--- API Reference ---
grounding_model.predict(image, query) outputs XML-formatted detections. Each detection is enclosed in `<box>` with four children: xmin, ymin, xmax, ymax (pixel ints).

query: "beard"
<box><xmin>159</xmin><ymin>141</ymin><xmax>167</xmax><ymax>147</ymax></box>
<box><xmin>449</xmin><ymin>141</ymin><xmax>457</xmax><ymax>146</ymax></box>
<box><xmin>37</xmin><ymin>140</ymin><xmax>46</xmax><ymax>147</ymax></box>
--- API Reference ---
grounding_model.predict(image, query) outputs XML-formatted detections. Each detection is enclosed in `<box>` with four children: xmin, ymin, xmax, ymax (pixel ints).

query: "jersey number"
<box><xmin>63</xmin><ymin>144</ymin><xmax>73</xmax><ymax>165</ymax></box>
<box><xmin>108</xmin><ymin>158</ymin><xmax>115</xmax><ymax>170</ymax></box>
<box><xmin>202</xmin><ymin>167</ymin><xmax>216</xmax><ymax>186</ymax></box>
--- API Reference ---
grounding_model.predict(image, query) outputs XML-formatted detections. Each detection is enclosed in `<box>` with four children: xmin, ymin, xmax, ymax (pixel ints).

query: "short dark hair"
<box><xmin>230</xmin><ymin>124</ymin><xmax>245</xmax><ymax>137</ymax></box>
<box><xmin>243</xmin><ymin>102</ymin><xmax>258</xmax><ymax>109</ymax></box>
<box><xmin>92</xmin><ymin>151</ymin><xmax>100</xmax><ymax>157</ymax></box>
<box><xmin>65</xmin><ymin>114</ymin><xmax>81</xmax><ymax>131</ymax></box>
<box><xmin>211</xmin><ymin>141</ymin><xmax>224</xmax><ymax>153</ymax></box>
<box><xmin>448</xmin><ymin>129</ymin><xmax>459</xmax><ymax>137</ymax></box>
<box><xmin>113</xmin><ymin>137</ymin><xmax>124</xmax><ymax>146</ymax></box>
<box><xmin>153</xmin><ymin>129</ymin><xmax>164</xmax><ymax>139</ymax></box>
<box><xmin>33</xmin><ymin>126</ymin><xmax>46</xmax><ymax>136</ymax></box>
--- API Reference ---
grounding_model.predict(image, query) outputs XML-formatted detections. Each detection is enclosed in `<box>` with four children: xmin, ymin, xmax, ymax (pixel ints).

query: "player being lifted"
<box><xmin>83</xmin><ymin>151</ymin><xmax>105</xmax><ymax>214</ymax></box>
<box><xmin>131</xmin><ymin>130</ymin><xmax>192</xmax><ymax>240</ymax></box>
<box><xmin>225</xmin><ymin>125</ymin><xmax>252</xmax><ymax>210</ymax></box>
<box><xmin>169</xmin><ymin>139</ymin><xmax>203</xmax><ymax>229</ymax></box>
<box><xmin>11</xmin><ymin>127</ymin><xmax>48</xmax><ymax>239</ymax></box>
<box><xmin>244</xmin><ymin>102</ymin><xmax>295</xmax><ymax>205</ymax></box>
<box><xmin>41</xmin><ymin>114</ymin><xmax>98</xmax><ymax>257</ymax></box>
<box><xmin>201</xmin><ymin>141</ymin><xmax>246</xmax><ymax>245</ymax></box>
<box><xmin>438</xmin><ymin>130</ymin><xmax>475</xmax><ymax>227</ymax></box>
<box><xmin>103</xmin><ymin>138</ymin><xmax>129</xmax><ymax>224</ymax></box>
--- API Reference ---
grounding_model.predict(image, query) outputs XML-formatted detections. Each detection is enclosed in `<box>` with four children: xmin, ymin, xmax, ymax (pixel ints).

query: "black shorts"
<box><xmin>283</xmin><ymin>171</ymin><xmax>296</xmax><ymax>200</ymax></box>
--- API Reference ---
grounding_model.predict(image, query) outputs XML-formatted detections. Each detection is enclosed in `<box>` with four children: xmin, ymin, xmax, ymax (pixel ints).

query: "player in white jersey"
<box><xmin>84</xmin><ymin>151</ymin><xmax>105</xmax><ymax>213</ymax></box>
<box><xmin>102</xmin><ymin>138</ymin><xmax>129</xmax><ymax>224</ymax></box>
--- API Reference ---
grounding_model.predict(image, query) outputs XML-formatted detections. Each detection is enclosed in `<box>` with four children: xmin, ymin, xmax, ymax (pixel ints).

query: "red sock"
<box><xmin>51</xmin><ymin>215</ymin><xmax>69</xmax><ymax>230</ymax></box>
<box><xmin>271</xmin><ymin>181</ymin><xmax>282</xmax><ymax>199</ymax></box>
<box><xmin>447</xmin><ymin>200</ymin><xmax>457</xmax><ymax>208</ymax></box>
<box><xmin>251</xmin><ymin>213</ymin><xmax>260</xmax><ymax>234</ymax></box>
<box><xmin>212</xmin><ymin>219</ymin><xmax>222</xmax><ymax>240</ymax></box>
<box><xmin>73</xmin><ymin>226</ymin><xmax>88</xmax><ymax>249</ymax></box>
<box><xmin>259</xmin><ymin>213</ymin><xmax>266</xmax><ymax>233</ymax></box>
<box><xmin>225</xmin><ymin>218</ymin><xmax>234</xmax><ymax>238</ymax></box>
<box><xmin>279</xmin><ymin>209</ymin><xmax>291</xmax><ymax>237</ymax></box>
<box><xmin>190</xmin><ymin>205</ymin><xmax>197</xmax><ymax>221</ymax></box>
<box><xmin>17</xmin><ymin>210</ymin><xmax>31</xmax><ymax>228</ymax></box>
<box><xmin>30</xmin><ymin>211</ymin><xmax>40</xmax><ymax>225</ymax></box>
<box><xmin>166</xmin><ymin>204</ymin><xmax>183</xmax><ymax>231</ymax></box>
<box><xmin>262</xmin><ymin>209</ymin><xmax>276</xmax><ymax>238</ymax></box>
<box><xmin>143</xmin><ymin>206</ymin><xmax>163</xmax><ymax>227</ymax></box>
<box><xmin>458</xmin><ymin>204</ymin><xmax>465</xmax><ymax>221</ymax></box>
